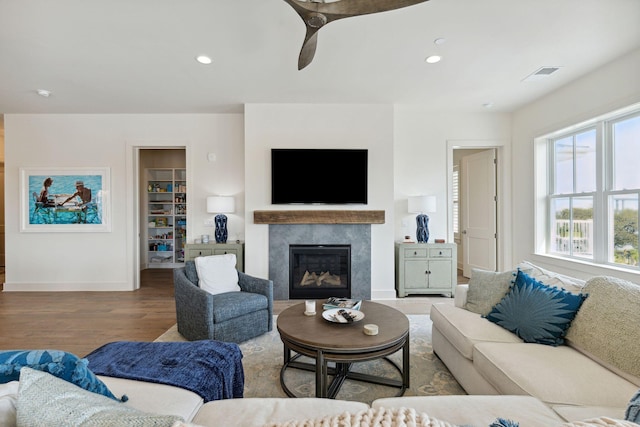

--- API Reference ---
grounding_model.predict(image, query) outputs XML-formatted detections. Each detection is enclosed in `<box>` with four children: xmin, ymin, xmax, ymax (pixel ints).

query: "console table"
<box><xmin>183</xmin><ymin>242</ymin><xmax>244</xmax><ymax>272</ymax></box>
<box><xmin>395</xmin><ymin>242</ymin><xmax>456</xmax><ymax>297</ymax></box>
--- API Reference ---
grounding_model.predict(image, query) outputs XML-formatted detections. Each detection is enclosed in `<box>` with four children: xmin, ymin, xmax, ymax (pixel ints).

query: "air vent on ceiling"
<box><xmin>522</xmin><ymin>66</ymin><xmax>562</xmax><ymax>82</ymax></box>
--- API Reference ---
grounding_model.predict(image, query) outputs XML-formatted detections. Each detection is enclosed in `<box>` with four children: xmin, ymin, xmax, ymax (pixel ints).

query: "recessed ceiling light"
<box><xmin>434</xmin><ymin>38</ymin><xmax>446</xmax><ymax>45</ymax></box>
<box><xmin>425</xmin><ymin>55</ymin><xmax>441</xmax><ymax>64</ymax></box>
<box><xmin>36</xmin><ymin>89</ymin><xmax>51</xmax><ymax>97</ymax></box>
<box><xmin>195</xmin><ymin>55</ymin><xmax>212</xmax><ymax>65</ymax></box>
<box><xmin>482</xmin><ymin>102</ymin><xmax>494</xmax><ymax>109</ymax></box>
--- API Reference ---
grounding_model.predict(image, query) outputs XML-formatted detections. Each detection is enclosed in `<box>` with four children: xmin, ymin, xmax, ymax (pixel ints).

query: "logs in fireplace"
<box><xmin>289</xmin><ymin>244</ymin><xmax>351</xmax><ymax>299</ymax></box>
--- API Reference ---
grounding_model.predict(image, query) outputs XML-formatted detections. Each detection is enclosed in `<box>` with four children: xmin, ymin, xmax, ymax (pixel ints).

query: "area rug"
<box><xmin>155</xmin><ymin>315</ymin><xmax>465</xmax><ymax>404</ymax></box>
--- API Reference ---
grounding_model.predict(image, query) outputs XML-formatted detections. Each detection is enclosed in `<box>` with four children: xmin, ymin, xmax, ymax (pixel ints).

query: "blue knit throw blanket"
<box><xmin>85</xmin><ymin>340</ymin><xmax>244</xmax><ymax>402</ymax></box>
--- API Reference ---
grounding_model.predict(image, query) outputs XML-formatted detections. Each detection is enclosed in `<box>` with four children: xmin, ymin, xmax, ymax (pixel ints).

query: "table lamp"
<box><xmin>207</xmin><ymin>196</ymin><xmax>235</xmax><ymax>243</ymax></box>
<box><xmin>408</xmin><ymin>195</ymin><xmax>436</xmax><ymax>243</ymax></box>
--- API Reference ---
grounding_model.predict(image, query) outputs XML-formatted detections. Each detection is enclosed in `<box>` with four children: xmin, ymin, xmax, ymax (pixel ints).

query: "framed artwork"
<box><xmin>20</xmin><ymin>167</ymin><xmax>111</xmax><ymax>232</ymax></box>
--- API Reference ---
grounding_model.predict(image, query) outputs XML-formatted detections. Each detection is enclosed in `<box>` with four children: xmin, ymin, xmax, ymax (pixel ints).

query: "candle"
<box><xmin>363</xmin><ymin>324</ymin><xmax>379</xmax><ymax>336</ymax></box>
<box><xmin>304</xmin><ymin>300</ymin><xmax>316</xmax><ymax>315</ymax></box>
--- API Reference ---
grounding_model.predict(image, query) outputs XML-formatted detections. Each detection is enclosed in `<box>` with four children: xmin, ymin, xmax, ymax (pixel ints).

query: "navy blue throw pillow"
<box><xmin>485</xmin><ymin>270</ymin><xmax>587</xmax><ymax>346</ymax></box>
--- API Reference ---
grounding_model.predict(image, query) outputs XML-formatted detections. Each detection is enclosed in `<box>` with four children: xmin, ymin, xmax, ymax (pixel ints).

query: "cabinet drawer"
<box><xmin>429</xmin><ymin>248</ymin><xmax>452</xmax><ymax>258</ymax></box>
<box><xmin>214</xmin><ymin>249</ymin><xmax>238</xmax><ymax>256</ymax></box>
<box><xmin>188</xmin><ymin>249</ymin><xmax>212</xmax><ymax>258</ymax></box>
<box><xmin>404</xmin><ymin>248</ymin><xmax>428</xmax><ymax>258</ymax></box>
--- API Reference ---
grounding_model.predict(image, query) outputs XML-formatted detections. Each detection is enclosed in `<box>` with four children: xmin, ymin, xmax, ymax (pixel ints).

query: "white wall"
<box><xmin>244</xmin><ymin>104</ymin><xmax>396</xmax><ymax>299</ymax></box>
<box><xmin>4</xmin><ymin>114</ymin><xmax>244</xmax><ymax>291</ymax></box>
<box><xmin>393</xmin><ymin>109</ymin><xmax>512</xmax><ymax>269</ymax></box>
<box><xmin>511</xmin><ymin>48</ymin><xmax>640</xmax><ymax>282</ymax></box>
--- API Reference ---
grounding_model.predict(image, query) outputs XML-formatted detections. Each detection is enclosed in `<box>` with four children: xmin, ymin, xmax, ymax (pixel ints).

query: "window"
<box><xmin>539</xmin><ymin>106</ymin><xmax>640</xmax><ymax>270</ymax></box>
<box><xmin>549</xmin><ymin>129</ymin><xmax>596</xmax><ymax>259</ymax></box>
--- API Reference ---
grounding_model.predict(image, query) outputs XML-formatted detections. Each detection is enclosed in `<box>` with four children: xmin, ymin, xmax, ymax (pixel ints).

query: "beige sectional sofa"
<box><xmin>2</xmin><ymin>261</ymin><xmax>638</xmax><ymax>426</ymax></box>
<box><xmin>0</xmin><ymin>373</ymin><xmax>610</xmax><ymax>427</ymax></box>
<box><xmin>431</xmin><ymin>261</ymin><xmax>640</xmax><ymax>423</ymax></box>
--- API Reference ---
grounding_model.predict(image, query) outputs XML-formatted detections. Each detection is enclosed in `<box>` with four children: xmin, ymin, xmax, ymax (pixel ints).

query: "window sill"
<box><xmin>530</xmin><ymin>253</ymin><xmax>640</xmax><ymax>284</ymax></box>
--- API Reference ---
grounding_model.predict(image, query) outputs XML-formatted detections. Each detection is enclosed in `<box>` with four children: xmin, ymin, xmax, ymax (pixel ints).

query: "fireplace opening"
<box><xmin>289</xmin><ymin>244</ymin><xmax>351</xmax><ymax>299</ymax></box>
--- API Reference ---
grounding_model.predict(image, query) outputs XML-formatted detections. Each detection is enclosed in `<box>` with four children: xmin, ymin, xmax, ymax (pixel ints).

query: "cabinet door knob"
<box><xmin>439</xmin><ymin>251</ymin><xmax>442</xmax><ymax>255</ymax></box>
<box><xmin>414</xmin><ymin>251</ymin><xmax>417</xmax><ymax>255</ymax></box>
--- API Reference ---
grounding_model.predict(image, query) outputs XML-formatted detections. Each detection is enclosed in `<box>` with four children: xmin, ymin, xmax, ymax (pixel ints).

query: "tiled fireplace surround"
<box><xmin>268</xmin><ymin>224</ymin><xmax>372</xmax><ymax>301</ymax></box>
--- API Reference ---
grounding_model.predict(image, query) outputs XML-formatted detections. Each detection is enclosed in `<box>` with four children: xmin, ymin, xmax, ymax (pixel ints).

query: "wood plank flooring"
<box><xmin>0</xmin><ymin>269</ymin><xmax>176</xmax><ymax>357</ymax></box>
<box><xmin>0</xmin><ymin>269</ymin><xmax>467</xmax><ymax>358</ymax></box>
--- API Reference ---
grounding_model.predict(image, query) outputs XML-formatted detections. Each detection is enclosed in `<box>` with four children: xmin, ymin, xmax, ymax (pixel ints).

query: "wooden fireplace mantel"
<box><xmin>253</xmin><ymin>210</ymin><xmax>385</xmax><ymax>225</ymax></box>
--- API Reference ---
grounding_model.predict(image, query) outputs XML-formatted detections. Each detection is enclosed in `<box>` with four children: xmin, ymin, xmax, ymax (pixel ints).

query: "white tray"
<box><xmin>322</xmin><ymin>308</ymin><xmax>365</xmax><ymax>323</ymax></box>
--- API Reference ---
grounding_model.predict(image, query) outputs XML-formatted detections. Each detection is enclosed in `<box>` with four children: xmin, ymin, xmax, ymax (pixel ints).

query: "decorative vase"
<box><xmin>416</xmin><ymin>214</ymin><xmax>429</xmax><ymax>243</ymax></box>
<box><xmin>215</xmin><ymin>214</ymin><xmax>228</xmax><ymax>243</ymax></box>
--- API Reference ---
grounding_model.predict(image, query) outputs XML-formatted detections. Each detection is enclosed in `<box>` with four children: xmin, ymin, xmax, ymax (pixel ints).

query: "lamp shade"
<box><xmin>207</xmin><ymin>196</ymin><xmax>235</xmax><ymax>214</ymax></box>
<box><xmin>408</xmin><ymin>195</ymin><xmax>436</xmax><ymax>214</ymax></box>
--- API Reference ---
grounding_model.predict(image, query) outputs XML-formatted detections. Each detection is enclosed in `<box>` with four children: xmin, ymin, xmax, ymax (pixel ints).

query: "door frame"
<box><xmin>446</xmin><ymin>139</ymin><xmax>512</xmax><ymax>273</ymax></box>
<box><xmin>126</xmin><ymin>141</ymin><xmax>190</xmax><ymax>290</ymax></box>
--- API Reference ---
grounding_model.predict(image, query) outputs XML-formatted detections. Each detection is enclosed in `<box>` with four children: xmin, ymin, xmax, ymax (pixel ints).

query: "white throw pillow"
<box><xmin>195</xmin><ymin>254</ymin><xmax>240</xmax><ymax>295</ymax></box>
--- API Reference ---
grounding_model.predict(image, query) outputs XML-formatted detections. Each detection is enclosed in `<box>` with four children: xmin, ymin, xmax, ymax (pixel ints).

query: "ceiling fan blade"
<box><xmin>285</xmin><ymin>0</ymin><xmax>430</xmax><ymax>21</ymax></box>
<box><xmin>298</xmin><ymin>28</ymin><xmax>319</xmax><ymax>70</ymax></box>
<box><xmin>282</xmin><ymin>0</ymin><xmax>431</xmax><ymax>69</ymax></box>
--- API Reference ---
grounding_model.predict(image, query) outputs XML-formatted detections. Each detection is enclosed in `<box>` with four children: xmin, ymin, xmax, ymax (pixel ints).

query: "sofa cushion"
<box><xmin>99</xmin><ymin>376</ymin><xmax>203</xmax><ymax>422</ymax></box>
<box><xmin>473</xmin><ymin>342</ymin><xmax>638</xmax><ymax>407</ymax></box>
<box><xmin>0</xmin><ymin>381</ymin><xmax>18</xmax><ymax>427</ymax></box>
<box><xmin>373</xmin><ymin>395</ymin><xmax>566</xmax><ymax>427</ymax></box>
<box><xmin>552</xmin><ymin>405</ymin><xmax>627</xmax><ymax>423</ymax></box>
<box><xmin>517</xmin><ymin>261</ymin><xmax>586</xmax><ymax>294</ymax></box>
<box><xmin>485</xmin><ymin>270</ymin><xmax>587</xmax><ymax>346</ymax></box>
<box><xmin>195</xmin><ymin>254</ymin><xmax>240</xmax><ymax>295</ymax></box>
<box><xmin>561</xmin><ymin>417</ymin><xmax>640</xmax><ymax>426</ymax></box>
<box><xmin>212</xmin><ymin>292</ymin><xmax>269</xmax><ymax>323</ymax></box>
<box><xmin>430</xmin><ymin>303</ymin><xmax>522</xmax><ymax>360</ymax></box>
<box><xmin>565</xmin><ymin>276</ymin><xmax>640</xmax><ymax>386</ymax></box>
<box><xmin>0</xmin><ymin>349</ymin><xmax>120</xmax><ymax>401</ymax></box>
<box><xmin>465</xmin><ymin>268</ymin><xmax>515</xmax><ymax>315</ymax></box>
<box><xmin>16</xmin><ymin>367</ymin><xmax>182</xmax><ymax>426</ymax></box>
<box><xmin>191</xmin><ymin>398</ymin><xmax>369</xmax><ymax>427</ymax></box>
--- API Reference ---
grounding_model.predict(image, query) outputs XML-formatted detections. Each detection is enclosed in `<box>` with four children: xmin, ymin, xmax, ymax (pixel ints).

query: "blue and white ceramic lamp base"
<box><xmin>215</xmin><ymin>214</ymin><xmax>228</xmax><ymax>243</ymax></box>
<box><xmin>416</xmin><ymin>214</ymin><xmax>430</xmax><ymax>243</ymax></box>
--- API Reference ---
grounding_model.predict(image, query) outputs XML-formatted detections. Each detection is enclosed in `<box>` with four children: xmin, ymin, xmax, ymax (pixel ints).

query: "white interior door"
<box><xmin>462</xmin><ymin>149</ymin><xmax>497</xmax><ymax>276</ymax></box>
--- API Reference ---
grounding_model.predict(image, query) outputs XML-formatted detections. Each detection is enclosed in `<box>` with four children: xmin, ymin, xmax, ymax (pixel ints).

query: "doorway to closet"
<box><xmin>138</xmin><ymin>148</ymin><xmax>186</xmax><ymax>274</ymax></box>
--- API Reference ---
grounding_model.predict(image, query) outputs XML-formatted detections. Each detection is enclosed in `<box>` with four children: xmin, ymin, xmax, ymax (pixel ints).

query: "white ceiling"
<box><xmin>1</xmin><ymin>0</ymin><xmax>639</xmax><ymax>114</ymax></box>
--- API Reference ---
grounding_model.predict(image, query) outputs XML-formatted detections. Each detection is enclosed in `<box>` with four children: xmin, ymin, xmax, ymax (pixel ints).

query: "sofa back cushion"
<box><xmin>517</xmin><ymin>261</ymin><xmax>586</xmax><ymax>294</ymax></box>
<box><xmin>565</xmin><ymin>276</ymin><xmax>640</xmax><ymax>386</ymax></box>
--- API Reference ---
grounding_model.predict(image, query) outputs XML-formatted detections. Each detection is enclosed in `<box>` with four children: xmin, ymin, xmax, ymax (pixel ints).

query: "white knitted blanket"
<box><xmin>263</xmin><ymin>407</ymin><xmax>456</xmax><ymax>427</ymax></box>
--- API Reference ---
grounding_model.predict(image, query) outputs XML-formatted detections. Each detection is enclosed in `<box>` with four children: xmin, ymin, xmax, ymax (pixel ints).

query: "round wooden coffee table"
<box><xmin>277</xmin><ymin>300</ymin><xmax>410</xmax><ymax>399</ymax></box>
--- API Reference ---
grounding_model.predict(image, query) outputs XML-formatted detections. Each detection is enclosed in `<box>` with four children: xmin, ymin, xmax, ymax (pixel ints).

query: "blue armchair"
<box><xmin>174</xmin><ymin>261</ymin><xmax>273</xmax><ymax>343</ymax></box>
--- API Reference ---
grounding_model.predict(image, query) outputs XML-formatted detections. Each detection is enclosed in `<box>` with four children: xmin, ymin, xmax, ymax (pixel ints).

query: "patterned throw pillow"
<box><xmin>626</xmin><ymin>388</ymin><xmax>640</xmax><ymax>423</ymax></box>
<box><xmin>17</xmin><ymin>367</ymin><xmax>180</xmax><ymax>427</ymax></box>
<box><xmin>0</xmin><ymin>349</ymin><xmax>122</xmax><ymax>401</ymax></box>
<box><xmin>485</xmin><ymin>270</ymin><xmax>588</xmax><ymax>346</ymax></box>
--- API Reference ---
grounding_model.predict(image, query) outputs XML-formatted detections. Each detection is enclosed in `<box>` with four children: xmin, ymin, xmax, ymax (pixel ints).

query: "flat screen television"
<box><xmin>271</xmin><ymin>149</ymin><xmax>368</xmax><ymax>204</ymax></box>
